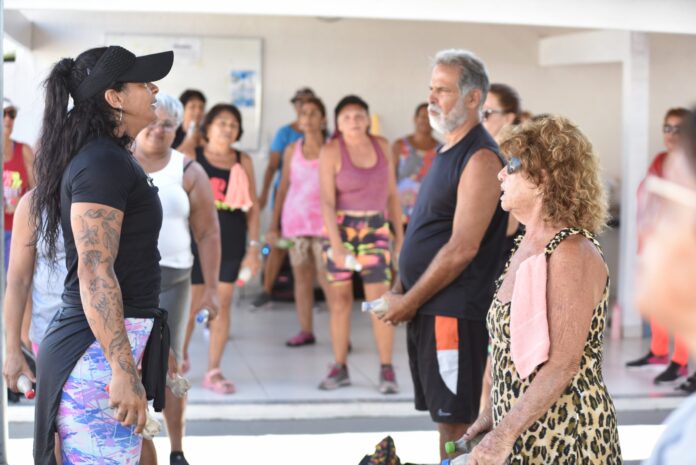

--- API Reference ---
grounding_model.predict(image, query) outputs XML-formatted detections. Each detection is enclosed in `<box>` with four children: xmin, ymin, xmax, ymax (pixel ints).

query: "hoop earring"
<box><xmin>118</xmin><ymin>105</ymin><xmax>123</xmax><ymax>123</ymax></box>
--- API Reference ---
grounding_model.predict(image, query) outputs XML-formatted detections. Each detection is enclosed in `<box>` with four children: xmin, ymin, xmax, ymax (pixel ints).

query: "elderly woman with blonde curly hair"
<box><xmin>463</xmin><ymin>115</ymin><xmax>622</xmax><ymax>465</ymax></box>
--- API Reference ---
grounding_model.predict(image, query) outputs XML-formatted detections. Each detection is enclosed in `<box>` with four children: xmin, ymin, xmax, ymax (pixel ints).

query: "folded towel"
<box><xmin>510</xmin><ymin>253</ymin><xmax>550</xmax><ymax>379</ymax></box>
<box><xmin>223</xmin><ymin>163</ymin><xmax>253</xmax><ymax>212</ymax></box>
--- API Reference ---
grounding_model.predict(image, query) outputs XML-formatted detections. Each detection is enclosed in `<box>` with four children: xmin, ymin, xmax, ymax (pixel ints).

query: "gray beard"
<box><xmin>428</xmin><ymin>104</ymin><xmax>468</xmax><ymax>135</ymax></box>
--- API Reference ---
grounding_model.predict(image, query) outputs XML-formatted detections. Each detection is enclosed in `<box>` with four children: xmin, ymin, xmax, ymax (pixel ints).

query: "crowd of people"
<box><xmin>0</xmin><ymin>42</ymin><xmax>693</xmax><ymax>465</ymax></box>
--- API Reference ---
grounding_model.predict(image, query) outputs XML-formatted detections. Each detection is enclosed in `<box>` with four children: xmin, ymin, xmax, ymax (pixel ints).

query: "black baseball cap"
<box><xmin>72</xmin><ymin>45</ymin><xmax>174</xmax><ymax>103</ymax></box>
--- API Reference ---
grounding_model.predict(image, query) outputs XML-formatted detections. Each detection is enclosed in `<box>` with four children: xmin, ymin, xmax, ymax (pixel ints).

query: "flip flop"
<box><xmin>202</xmin><ymin>368</ymin><xmax>236</xmax><ymax>395</ymax></box>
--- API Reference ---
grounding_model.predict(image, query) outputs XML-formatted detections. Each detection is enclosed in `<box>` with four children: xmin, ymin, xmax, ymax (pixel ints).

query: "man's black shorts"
<box><xmin>407</xmin><ymin>312</ymin><xmax>488</xmax><ymax>424</ymax></box>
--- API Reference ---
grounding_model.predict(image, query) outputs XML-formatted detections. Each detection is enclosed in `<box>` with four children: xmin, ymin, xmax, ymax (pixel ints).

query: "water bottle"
<box><xmin>196</xmin><ymin>308</ymin><xmax>210</xmax><ymax>325</ymax></box>
<box><xmin>17</xmin><ymin>374</ymin><xmax>35</xmax><ymax>400</ymax></box>
<box><xmin>361</xmin><ymin>298</ymin><xmax>388</xmax><ymax>317</ymax></box>
<box><xmin>166</xmin><ymin>373</ymin><xmax>192</xmax><ymax>398</ymax></box>
<box><xmin>235</xmin><ymin>267</ymin><xmax>253</xmax><ymax>287</ymax></box>
<box><xmin>275</xmin><ymin>238</ymin><xmax>295</xmax><ymax>249</ymax></box>
<box><xmin>441</xmin><ymin>455</ymin><xmax>469</xmax><ymax>465</ymax></box>
<box><xmin>141</xmin><ymin>411</ymin><xmax>162</xmax><ymax>440</ymax></box>
<box><xmin>327</xmin><ymin>248</ymin><xmax>363</xmax><ymax>272</ymax></box>
<box><xmin>445</xmin><ymin>434</ymin><xmax>483</xmax><ymax>455</ymax></box>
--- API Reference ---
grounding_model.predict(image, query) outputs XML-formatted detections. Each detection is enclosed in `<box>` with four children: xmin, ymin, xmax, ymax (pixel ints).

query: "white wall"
<box><xmin>5</xmin><ymin>12</ymin><xmax>696</xmax><ymax>305</ymax></box>
<box><xmin>649</xmin><ymin>33</ymin><xmax>696</xmax><ymax>156</ymax></box>
<box><xmin>7</xmin><ymin>12</ymin><xmax>623</xmax><ymax>173</ymax></box>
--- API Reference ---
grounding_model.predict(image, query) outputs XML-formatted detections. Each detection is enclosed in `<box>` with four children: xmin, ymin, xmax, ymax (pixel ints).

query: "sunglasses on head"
<box><xmin>483</xmin><ymin>108</ymin><xmax>504</xmax><ymax>121</ymax></box>
<box><xmin>663</xmin><ymin>124</ymin><xmax>682</xmax><ymax>135</ymax></box>
<box><xmin>506</xmin><ymin>156</ymin><xmax>522</xmax><ymax>175</ymax></box>
<box><xmin>4</xmin><ymin>109</ymin><xmax>16</xmax><ymax>120</ymax></box>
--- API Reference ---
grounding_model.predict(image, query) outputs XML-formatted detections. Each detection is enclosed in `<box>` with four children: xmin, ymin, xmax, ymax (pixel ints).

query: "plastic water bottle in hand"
<box><xmin>362</xmin><ymin>298</ymin><xmax>388</xmax><ymax>317</ymax></box>
<box><xmin>441</xmin><ymin>454</ymin><xmax>470</xmax><ymax>465</ymax></box>
<box><xmin>196</xmin><ymin>308</ymin><xmax>211</xmax><ymax>325</ymax></box>
<box><xmin>141</xmin><ymin>411</ymin><xmax>162</xmax><ymax>440</ymax></box>
<box><xmin>327</xmin><ymin>248</ymin><xmax>363</xmax><ymax>272</ymax></box>
<box><xmin>17</xmin><ymin>374</ymin><xmax>35</xmax><ymax>399</ymax></box>
<box><xmin>235</xmin><ymin>267</ymin><xmax>253</xmax><ymax>287</ymax></box>
<box><xmin>166</xmin><ymin>373</ymin><xmax>192</xmax><ymax>398</ymax></box>
<box><xmin>445</xmin><ymin>433</ymin><xmax>483</xmax><ymax>455</ymax></box>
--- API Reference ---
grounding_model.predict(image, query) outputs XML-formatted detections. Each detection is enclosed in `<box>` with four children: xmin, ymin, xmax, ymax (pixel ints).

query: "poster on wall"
<box><xmin>105</xmin><ymin>33</ymin><xmax>263</xmax><ymax>151</ymax></box>
<box><xmin>230</xmin><ymin>70</ymin><xmax>257</xmax><ymax>108</ymax></box>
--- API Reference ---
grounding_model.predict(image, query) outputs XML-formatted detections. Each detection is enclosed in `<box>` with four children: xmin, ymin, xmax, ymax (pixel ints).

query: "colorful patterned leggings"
<box><xmin>57</xmin><ymin>318</ymin><xmax>153</xmax><ymax>465</ymax></box>
<box><xmin>324</xmin><ymin>212</ymin><xmax>392</xmax><ymax>285</ymax></box>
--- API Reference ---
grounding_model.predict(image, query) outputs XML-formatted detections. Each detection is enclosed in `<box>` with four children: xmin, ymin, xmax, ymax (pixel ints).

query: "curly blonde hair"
<box><xmin>499</xmin><ymin>115</ymin><xmax>609</xmax><ymax>234</ymax></box>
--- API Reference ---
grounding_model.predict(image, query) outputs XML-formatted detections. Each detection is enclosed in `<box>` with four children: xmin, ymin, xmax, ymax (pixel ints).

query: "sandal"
<box><xmin>202</xmin><ymin>368</ymin><xmax>236</xmax><ymax>395</ymax></box>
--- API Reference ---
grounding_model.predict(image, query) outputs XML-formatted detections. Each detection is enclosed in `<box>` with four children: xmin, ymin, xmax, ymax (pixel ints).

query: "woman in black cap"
<box><xmin>30</xmin><ymin>45</ymin><xmax>173</xmax><ymax>465</ymax></box>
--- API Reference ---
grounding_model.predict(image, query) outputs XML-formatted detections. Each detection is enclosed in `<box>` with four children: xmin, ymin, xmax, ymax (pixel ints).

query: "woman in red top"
<box><xmin>626</xmin><ymin>107</ymin><xmax>693</xmax><ymax>385</ymax></box>
<box><xmin>4</xmin><ymin>98</ymin><xmax>35</xmax><ymax>352</ymax></box>
<box><xmin>3</xmin><ymin>98</ymin><xmax>35</xmax><ymax>269</ymax></box>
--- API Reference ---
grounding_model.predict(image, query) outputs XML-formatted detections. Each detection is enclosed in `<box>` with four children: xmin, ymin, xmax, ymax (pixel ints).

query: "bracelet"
<box><xmin>248</xmin><ymin>240</ymin><xmax>261</xmax><ymax>248</ymax></box>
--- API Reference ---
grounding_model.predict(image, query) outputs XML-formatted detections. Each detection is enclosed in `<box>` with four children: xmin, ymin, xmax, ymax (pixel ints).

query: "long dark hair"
<box><xmin>31</xmin><ymin>47</ymin><xmax>129</xmax><ymax>260</ymax></box>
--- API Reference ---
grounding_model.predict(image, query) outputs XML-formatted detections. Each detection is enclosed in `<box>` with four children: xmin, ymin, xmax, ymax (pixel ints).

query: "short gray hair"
<box><xmin>433</xmin><ymin>49</ymin><xmax>490</xmax><ymax>108</ymax></box>
<box><xmin>156</xmin><ymin>93</ymin><xmax>184</xmax><ymax>126</ymax></box>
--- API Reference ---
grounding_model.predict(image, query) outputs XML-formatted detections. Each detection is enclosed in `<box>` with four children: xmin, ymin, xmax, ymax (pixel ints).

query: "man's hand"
<box><xmin>378</xmin><ymin>291</ymin><xmax>418</xmax><ymax>325</ymax></box>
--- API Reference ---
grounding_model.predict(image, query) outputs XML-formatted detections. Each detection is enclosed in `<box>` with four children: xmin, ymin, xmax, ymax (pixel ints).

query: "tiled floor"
<box><xmin>183</xmin><ymin>287</ymin><xmax>693</xmax><ymax>407</ymax></box>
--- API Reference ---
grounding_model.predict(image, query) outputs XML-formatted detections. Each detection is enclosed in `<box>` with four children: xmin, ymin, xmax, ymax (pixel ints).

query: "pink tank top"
<box><xmin>281</xmin><ymin>140</ymin><xmax>324</xmax><ymax>238</ymax></box>
<box><xmin>335</xmin><ymin>135</ymin><xmax>389</xmax><ymax>211</ymax></box>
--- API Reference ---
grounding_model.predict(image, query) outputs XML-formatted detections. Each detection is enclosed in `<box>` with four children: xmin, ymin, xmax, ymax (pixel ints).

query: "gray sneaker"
<box><xmin>379</xmin><ymin>364</ymin><xmax>399</xmax><ymax>394</ymax></box>
<box><xmin>318</xmin><ymin>363</ymin><xmax>350</xmax><ymax>390</ymax></box>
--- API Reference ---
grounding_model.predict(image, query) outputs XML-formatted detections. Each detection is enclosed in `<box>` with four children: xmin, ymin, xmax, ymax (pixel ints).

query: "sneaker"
<box><xmin>170</xmin><ymin>451</ymin><xmax>190</xmax><ymax>465</ymax></box>
<box><xmin>378</xmin><ymin>364</ymin><xmax>399</xmax><ymax>394</ymax></box>
<box><xmin>318</xmin><ymin>363</ymin><xmax>350</xmax><ymax>390</ymax></box>
<box><xmin>625</xmin><ymin>351</ymin><xmax>669</xmax><ymax>367</ymax></box>
<box><xmin>654</xmin><ymin>362</ymin><xmax>688</xmax><ymax>383</ymax></box>
<box><xmin>286</xmin><ymin>331</ymin><xmax>316</xmax><ymax>347</ymax></box>
<box><xmin>676</xmin><ymin>372</ymin><xmax>696</xmax><ymax>394</ymax></box>
<box><xmin>251</xmin><ymin>291</ymin><xmax>272</xmax><ymax>309</ymax></box>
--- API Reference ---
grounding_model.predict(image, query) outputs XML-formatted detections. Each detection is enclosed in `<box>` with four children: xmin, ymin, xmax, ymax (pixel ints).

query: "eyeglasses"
<box><xmin>506</xmin><ymin>156</ymin><xmax>522</xmax><ymax>175</ymax></box>
<box><xmin>147</xmin><ymin>120</ymin><xmax>177</xmax><ymax>132</ymax></box>
<box><xmin>663</xmin><ymin>124</ymin><xmax>683</xmax><ymax>135</ymax></box>
<box><xmin>4</xmin><ymin>109</ymin><xmax>16</xmax><ymax>120</ymax></box>
<box><xmin>483</xmin><ymin>108</ymin><xmax>504</xmax><ymax>121</ymax></box>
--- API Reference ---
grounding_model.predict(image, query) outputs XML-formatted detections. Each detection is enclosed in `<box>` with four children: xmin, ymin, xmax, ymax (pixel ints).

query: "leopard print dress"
<box><xmin>487</xmin><ymin>228</ymin><xmax>622</xmax><ymax>464</ymax></box>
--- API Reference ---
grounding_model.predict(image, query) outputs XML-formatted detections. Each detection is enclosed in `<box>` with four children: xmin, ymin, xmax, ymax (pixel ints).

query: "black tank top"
<box><xmin>193</xmin><ymin>147</ymin><xmax>247</xmax><ymax>261</ymax></box>
<box><xmin>399</xmin><ymin>124</ymin><xmax>508</xmax><ymax>321</ymax></box>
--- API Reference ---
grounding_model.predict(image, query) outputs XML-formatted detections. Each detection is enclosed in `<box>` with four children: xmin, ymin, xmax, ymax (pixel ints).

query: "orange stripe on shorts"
<box><xmin>435</xmin><ymin>315</ymin><xmax>459</xmax><ymax>351</ymax></box>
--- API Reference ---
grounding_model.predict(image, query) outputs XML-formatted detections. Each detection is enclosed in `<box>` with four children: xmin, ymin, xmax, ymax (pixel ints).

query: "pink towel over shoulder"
<box><xmin>510</xmin><ymin>253</ymin><xmax>550</xmax><ymax>379</ymax></box>
<box><xmin>223</xmin><ymin>164</ymin><xmax>253</xmax><ymax>212</ymax></box>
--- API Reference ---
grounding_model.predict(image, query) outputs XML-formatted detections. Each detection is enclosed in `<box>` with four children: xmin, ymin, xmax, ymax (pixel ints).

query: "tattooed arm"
<box><xmin>71</xmin><ymin>202</ymin><xmax>147</xmax><ymax>433</ymax></box>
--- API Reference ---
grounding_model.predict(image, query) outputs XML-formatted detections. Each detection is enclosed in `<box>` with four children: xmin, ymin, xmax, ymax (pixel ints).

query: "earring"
<box><xmin>118</xmin><ymin>105</ymin><xmax>123</xmax><ymax>123</ymax></box>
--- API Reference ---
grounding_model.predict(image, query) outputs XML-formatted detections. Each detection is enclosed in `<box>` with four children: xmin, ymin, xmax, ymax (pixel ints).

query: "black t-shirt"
<box><xmin>60</xmin><ymin>137</ymin><xmax>163</xmax><ymax>309</ymax></box>
<box><xmin>399</xmin><ymin>124</ymin><xmax>508</xmax><ymax>321</ymax></box>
